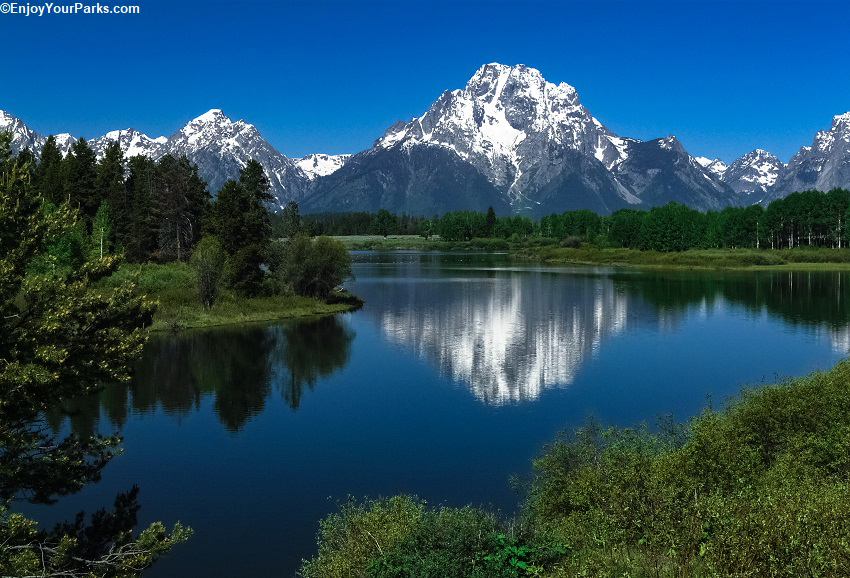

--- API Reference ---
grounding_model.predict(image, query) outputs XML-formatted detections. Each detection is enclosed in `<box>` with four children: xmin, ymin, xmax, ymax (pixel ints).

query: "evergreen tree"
<box><xmin>125</xmin><ymin>155</ymin><xmax>157</xmax><ymax>262</ymax></box>
<box><xmin>485</xmin><ymin>206</ymin><xmax>497</xmax><ymax>237</ymax></box>
<box><xmin>63</xmin><ymin>137</ymin><xmax>98</xmax><ymax>222</ymax></box>
<box><xmin>0</xmin><ymin>131</ymin><xmax>11</xmax><ymax>170</ymax></box>
<box><xmin>90</xmin><ymin>201</ymin><xmax>113</xmax><ymax>259</ymax></box>
<box><xmin>95</xmin><ymin>141</ymin><xmax>128</xmax><ymax>247</ymax></box>
<box><xmin>0</xmin><ymin>156</ymin><xmax>190</xmax><ymax>576</ymax></box>
<box><xmin>14</xmin><ymin>147</ymin><xmax>36</xmax><ymax>182</ymax></box>
<box><xmin>152</xmin><ymin>155</ymin><xmax>208</xmax><ymax>261</ymax></box>
<box><xmin>36</xmin><ymin>135</ymin><xmax>65</xmax><ymax>205</ymax></box>
<box><xmin>371</xmin><ymin>208</ymin><xmax>396</xmax><ymax>238</ymax></box>
<box><xmin>280</xmin><ymin>200</ymin><xmax>302</xmax><ymax>237</ymax></box>
<box><xmin>205</xmin><ymin>159</ymin><xmax>272</xmax><ymax>295</ymax></box>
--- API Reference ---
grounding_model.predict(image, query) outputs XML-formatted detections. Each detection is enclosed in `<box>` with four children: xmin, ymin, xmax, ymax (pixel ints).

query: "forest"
<box><xmin>299</xmin><ymin>190</ymin><xmax>850</xmax><ymax>252</ymax></box>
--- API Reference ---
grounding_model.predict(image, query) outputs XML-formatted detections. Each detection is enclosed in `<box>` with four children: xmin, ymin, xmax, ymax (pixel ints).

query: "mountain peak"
<box><xmin>832</xmin><ymin>112</ymin><xmax>850</xmax><ymax>130</ymax></box>
<box><xmin>191</xmin><ymin>109</ymin><xmax>229</xmax><ymax>125</ymax></box>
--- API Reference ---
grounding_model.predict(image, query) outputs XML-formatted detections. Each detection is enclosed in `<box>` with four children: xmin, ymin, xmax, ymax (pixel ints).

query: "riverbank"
<box><xmin>514</xmin><ymin>245</ymin><xmax>850</xmax><ymax>270</ymax></box>
<box><xmin>336</xmin><ymin>234</ymin><xmax>513</xmax><ymax>251</ymax></box>
<box><xmin>302</xmin><ymin>357</ymin><xmax>850</xmax><ymax>578</ymax></box>
<box><xmin>100</xmin><ymin>262</ymin><xmax>360</xmax><ymax>332</ymax></box>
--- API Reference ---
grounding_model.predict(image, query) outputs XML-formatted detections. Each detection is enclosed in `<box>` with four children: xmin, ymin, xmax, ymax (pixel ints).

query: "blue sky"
<box><xmin>0</xmin><ymin>0</ymin><xmax>847</xmax><ymax>163</ymax></box>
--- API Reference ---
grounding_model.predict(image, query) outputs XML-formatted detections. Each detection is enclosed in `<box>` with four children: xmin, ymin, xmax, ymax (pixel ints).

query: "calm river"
<box><xmin>27</xmin><ymin>252</ymin><xmax>850</xmax><ymax>577</ymax></box>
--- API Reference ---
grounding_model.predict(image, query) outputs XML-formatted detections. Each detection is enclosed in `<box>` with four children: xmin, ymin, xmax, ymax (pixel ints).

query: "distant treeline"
<box><xmin>296</xmin><ymin>207</ymin><xmax>536</xmax><ymax>241</ymax></box>
<box><xmin>299</xmin><ymin>188</ymin><xmax>850</xmax><ymax>252</ymax></box>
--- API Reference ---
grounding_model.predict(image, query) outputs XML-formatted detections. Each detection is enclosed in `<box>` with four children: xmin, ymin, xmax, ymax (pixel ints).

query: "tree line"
<box><xmin>303</xmin><ymin>189</ymin><xmax>850</xmax><ymax>252</ymax></box>
<box><xmin>10</xmin><ymin>134</ymin><xmax>352</xmax><ymax>306</ymax></box>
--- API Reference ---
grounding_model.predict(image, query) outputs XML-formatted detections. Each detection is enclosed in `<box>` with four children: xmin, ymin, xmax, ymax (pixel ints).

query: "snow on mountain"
<box><xmin>374</xmin><ymin>63</ymin><xmax>634</xmax><ymax>207</ymax></box>
<box><xmin>294</xmin><ymin>153</ymin><xmax>351</xmax><ymax>180</ymax></box>
<box><xmin>161</xmin><ymin>109</ymin><xmax>311</xmax><ymax>207</ymax></box>
<box><xmin>769</xmin><ymin>112</ymin><xmax>850</xmax><ymax>203</ymax></box>
<box><xmin>721</xmin><ymin>149</ymin><xmax>783</xmax><ymax>200</ymax></box>
<box><xmin>89</xmin><ymin>128</ymin><xmax>167</xmax><ymax>159</ymax></box>
<box><xmin>0</xmin><ymin>110</ymin><xmax>76</xmax><ymax>156</ymax></box>
<box><xmin>0</xmin><ymin>108</ymin><xmax>318</xmax><ymax>209</ymax></box>
<box><xmin>1</xmin><ymin>109</ymin><xmax>44</xmax><ymax>154</ymax></box>
<box><xmin>695</xmin><ymin>156</ymin><xmax>729</xmax><ymax>178</ymax></box>
<box><xmin>306</xmin><ymin>63</ymin><xmax>737</xmax><ymax>215</ymax></box>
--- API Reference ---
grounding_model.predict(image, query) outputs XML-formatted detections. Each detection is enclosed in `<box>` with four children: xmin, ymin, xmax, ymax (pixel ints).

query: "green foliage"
<box><xmin>302</xmin><ymin>496</ymin><xmax>544</xmax><ymax>578</ymax></box>
<box><xmin>0</xmin><ymin>156</ymin><xmax>189</xmax><ymax>576</ymax></box>
<box><xmin>37</xmin><ymin>135</ymin><xmax>65</xmax><ymax>205</ymax></box>
<box><xmin>300</xmin><ymin>495</ymin><xmax>425</xmax><ymax>578</ymax></box>
<box><xmin>190</xmin><ymin>235</ymin><xmax>227</xmax><ymax>309</ymax></box>
<box><xmin>151</xmin><ymin>154</ymin><xmax>209</xmax><ymax>261</ymax></box>
<box><xmin>205</xmin><ymin>160</ymin><xmax>272</xmax><ymax>295</ymax></box>
<box><xmin>523</xmin><ymin>360</ymin><xmax>850</xmax><ymax>577</ymax></box>
<box><xmin>89</xmin><ymin>201</ymin><xmax>113</xmax><ymax>259</ymax></box>
<box><xmin>372</xmin><ymin>208</ymin><xmax>397</xmax><ymax>238</ymax></box>
<box><xmin>270</xmin><ymin>234</ymin><xmax>353</xmax><ymax>299</ymax></box>
<box><xmin>277</xmin><ymin>200</ymin><xmax>303</xmax><ymax>237</ymax></box>
<box><xmin>63</xmin><ymin>137</ymin><xmax>98</xmax><ymax>222</ymax></box>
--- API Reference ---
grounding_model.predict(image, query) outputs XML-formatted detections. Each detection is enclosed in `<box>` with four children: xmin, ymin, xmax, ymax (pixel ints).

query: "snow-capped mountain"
<box><xmin>696</xmin><ymin>157</ymin><xmax>729</xmax><ymax>179</ymax></box>
<box><xmin>294</xmin><ymin>153</ymin><xmax>351</xmax><ymax>180</ymax></box>
<box><xmin>1</xmin><ymin>110</ymin><xmax>75</xmax><ymax>156</ymax></box>
<box><xmin>2</xmin><ymin>109</ymin><xmax>314</xmax><ymax>209</ymax></box>
<box><xmin>88</xmin><ymin>128</ymin><xmax>166</xmax><ymax>159</ymax></box>
<box><xmin>304</xmin><ymin>63</ymin><xmax>737</xmax><ymax>215</ymax></box>
<box><xmin>768</xmin><ymin>113</ymin><xmax>850</xmax><ymax>203</ymax></box>
<box><xmin>163</xmin><ymin>109</ymin><xmax>311</xmax><ymax>206</ymax></box>
<box><xmin>722</xmin><ymin>149</ymin><xmax>783</xmax><ymax>200</ymax></box>
<box><xmin>5</xmin><ymin>82</ymin><xmax>850</xmax><ymax>215</ymax></box>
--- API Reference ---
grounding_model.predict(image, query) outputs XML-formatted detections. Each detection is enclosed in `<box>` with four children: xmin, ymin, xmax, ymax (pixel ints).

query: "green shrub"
<box><xmin>300</xmin><ymin>496</ymin><xmax>424</xmax><ymax>578</ymax></box>
<box><xmin>190</xmin><ymin>235</ymin><xmax>226</xmax><ymax>309</ymax></box>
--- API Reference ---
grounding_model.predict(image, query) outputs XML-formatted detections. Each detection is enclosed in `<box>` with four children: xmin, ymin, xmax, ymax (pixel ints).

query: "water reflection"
<box><xmin>355</xmin><ymin>259</ymin><xmax>850</xmax><ymax>405</ymax></box>
<box><xmin>377</xmin><ymin>270</ymin><xmax>633</xmax><ymax>404</ymax></box>
<box><xmin>48</xmin><ymin>316</ymin><xmax>354</xmax><ymax>435</ymax></box>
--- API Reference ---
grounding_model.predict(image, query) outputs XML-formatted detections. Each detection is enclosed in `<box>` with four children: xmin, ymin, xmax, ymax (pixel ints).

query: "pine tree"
<box><xmin>152</xmin><ymin>155</ymin><xmax>209</xmax><ymax>261</ymax></box>
<box><xmin>204</xmin><ymin>159</ymin><xmax>273</xmax><ymax>295</ymax></box>
<box><xmin>90</xmin><ymin>201</ymin><xmax>113</xmax><ymax>259</ymax></box>
<box><xmin>485</xmin><ymin>205</ymin><xmax>497</xmax><ymax>237</ymax></box>
<box><xmin>95</xmin><ymin>141</ymin><xmax>127</xmax><ymax>248</ymax></box>
<box><xmin>63</xmin><ymin>137</ymin><xmax>98</xmax><ymax>221</ymax></box>
<box><xmin>0</xmin><ymin>156</ymin><xmax>190</xmax><ymax>576</ymax></box>
<box><xmin>37</xmin><ymin>135</ymin><xmax>64</xmax><ymax>205</ymax></box>
<box><xmin>125</xmin><ymin>155</ymin><xmax>157</xmax><ymax>262</ymax></box>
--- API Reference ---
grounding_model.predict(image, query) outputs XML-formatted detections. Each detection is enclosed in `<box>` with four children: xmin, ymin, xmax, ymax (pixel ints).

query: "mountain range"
<box><xmin>3</xmin><ymin>63</ymin><xmax>849</xmax><ymax>215</ymax></box>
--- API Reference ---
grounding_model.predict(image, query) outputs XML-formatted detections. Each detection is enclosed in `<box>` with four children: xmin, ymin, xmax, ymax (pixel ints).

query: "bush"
<box><xmin>523</xmin><ymin>361</ymin><xmax>850</xmax><ymax>577</ymax></box>
<box><xmin>560</xmin><ymin>236</ymin><xmax>582</xmax><ymax>249</ymax></box>
<box><xmin>299</xmin><ymin>496</ymin><xmax>424</xmax><ymax>578</ymax></box>
<box><xmin>301</xmin><ymin>496</ymin><xmax>543</xmax><ymax>578</ymax></box>
<box><xmin>270</xmin><ymin>234</ymin><xmax>353</xmax><ymax>299</ymax></box>
<box><xmin>190</xmin><ymin>236</ymin><xmax>226</xmax><ymax>309</ymax></box>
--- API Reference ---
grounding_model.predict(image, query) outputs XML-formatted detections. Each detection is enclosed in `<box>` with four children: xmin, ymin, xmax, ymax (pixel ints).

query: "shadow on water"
<box><xmin>47</xmin><ymin>315</ymin><xmax>355</xmax><ymax>436</ymax></box>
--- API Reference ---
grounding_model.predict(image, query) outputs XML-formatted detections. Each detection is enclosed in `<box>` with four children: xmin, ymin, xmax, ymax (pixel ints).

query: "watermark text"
<box><xmin>0</xmin><ymin>2</ymin><xmax>141</xmax><ymax>16</ymax></box>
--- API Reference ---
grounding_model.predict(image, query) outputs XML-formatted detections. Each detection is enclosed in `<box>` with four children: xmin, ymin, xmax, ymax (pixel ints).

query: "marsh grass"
<box><xmin>516</xmin><ymin>246</ymin><xmax>850</xmax><ymax>270</ymax></box>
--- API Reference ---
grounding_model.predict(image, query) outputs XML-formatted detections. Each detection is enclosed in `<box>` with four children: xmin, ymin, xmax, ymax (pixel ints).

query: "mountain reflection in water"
<box><xmin>354</xmin><ymin>257</ymin><xmax>850</xmax><ymax>405</ymax></box>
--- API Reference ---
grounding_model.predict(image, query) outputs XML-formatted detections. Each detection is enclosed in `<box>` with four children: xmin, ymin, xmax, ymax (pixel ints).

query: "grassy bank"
<box><xmin>301</xmin><ymin>359</ymin><xmax>850</xmax><ymax>578</ymax></box>
<box><xmin>514</xmin><ymin>245</ymin><xmax>850</xmax><ymax>270</ymax></box>
<box><xmin>100</xmin><ymin>262</ymin><xmax>359</xmax><ymax>331</ymax></box>
<box><xmin>337</xmin><ymin>235</ymin><xmax>515</xmax><ymax>251</ymax></box>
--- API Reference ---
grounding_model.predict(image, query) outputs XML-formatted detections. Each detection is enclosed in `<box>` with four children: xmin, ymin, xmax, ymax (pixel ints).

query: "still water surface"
<box><xmin>30</xmin><ymin>252</ymin><xmax>850</xmax><ymax>577</ymax></box>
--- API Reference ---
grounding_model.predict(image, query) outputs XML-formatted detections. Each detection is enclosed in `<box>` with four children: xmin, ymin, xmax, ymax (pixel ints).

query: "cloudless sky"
<box><xmin>0</xmin><ymin>0</ymin><xmax>847</xmax><ymax>163</ymax></box>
